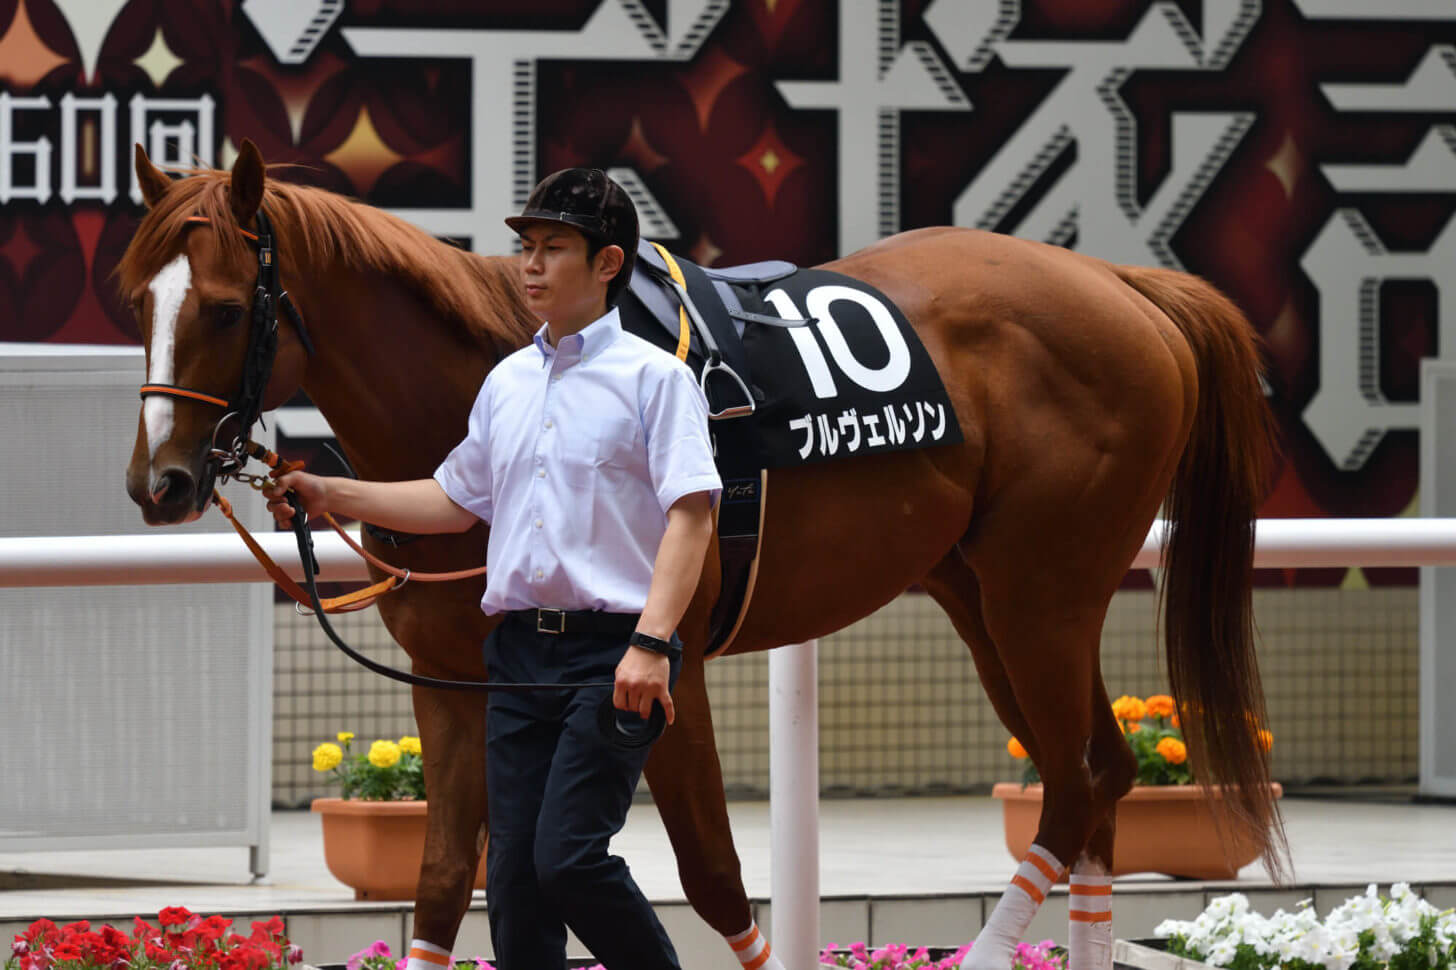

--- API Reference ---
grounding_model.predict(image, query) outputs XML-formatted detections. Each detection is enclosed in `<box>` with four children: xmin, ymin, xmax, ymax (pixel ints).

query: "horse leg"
<box><xmin>642</xmin><ymin>639</ymin><xmax>786</xmax><ymax>970</ymax></box>
<box><xmin>920</xmin><ymin>555</ymin><xmax>1072</xmax><ymax>970</ymax></box>
<box><xmin>1066</xmin><ymin>677</ymin><xmax>1136</xmax><ymax>970</ymax></box>
<box><xmin>407</xmin><ymin>684</ymin><xmax>488</xmax><ymax>968</ymax></box>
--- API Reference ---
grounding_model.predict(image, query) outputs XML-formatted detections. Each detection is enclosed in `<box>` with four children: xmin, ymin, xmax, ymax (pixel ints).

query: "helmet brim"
<box><xmin>505</xmin><ymin>211</ymin><xmax>612</xmax><ymax>243</ymax></box>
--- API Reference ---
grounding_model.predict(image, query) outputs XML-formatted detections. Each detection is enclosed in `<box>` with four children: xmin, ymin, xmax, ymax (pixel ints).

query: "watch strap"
<box><xmin>629</xmin><ymin>631</ymin><xmax>679</xmax><ymax>656</ymax></box>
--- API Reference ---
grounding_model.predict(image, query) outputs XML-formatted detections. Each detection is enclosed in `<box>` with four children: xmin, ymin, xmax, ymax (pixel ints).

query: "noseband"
<box><xmin>138</xmin><ymin>208</ymin><xmax>315</xmax><ymax>492</ymax></box>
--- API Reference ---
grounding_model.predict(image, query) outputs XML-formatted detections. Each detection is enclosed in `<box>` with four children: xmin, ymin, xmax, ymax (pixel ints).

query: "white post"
<box><xmin>769</xmin><ymin>638</ymin><xmax>819</xmax><ymax>970</ymax></box>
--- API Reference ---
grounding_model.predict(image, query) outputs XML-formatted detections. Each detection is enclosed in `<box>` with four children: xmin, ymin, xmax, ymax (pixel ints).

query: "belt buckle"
<box><xmin>537</xmin><ymin>608</ymin><xmax>566</xmax><ymax>635</ymax></box>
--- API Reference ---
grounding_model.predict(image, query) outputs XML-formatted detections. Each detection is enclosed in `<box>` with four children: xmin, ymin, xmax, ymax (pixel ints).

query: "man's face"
<box><xmin>517</xmin><ymin>224</ymin><xmax>619</xmax><ymax>325</ymax></box>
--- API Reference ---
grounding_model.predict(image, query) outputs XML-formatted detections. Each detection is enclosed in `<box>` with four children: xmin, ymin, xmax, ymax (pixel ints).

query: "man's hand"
<box><xmin>614</xmin><ymin>646</ymin><xmax>675</xmax><ymax>725</ymax></box>
<box><xmin>262</xmin><ymin>471</ymin><xmax>329</xmax><ymax>527</ymax></box>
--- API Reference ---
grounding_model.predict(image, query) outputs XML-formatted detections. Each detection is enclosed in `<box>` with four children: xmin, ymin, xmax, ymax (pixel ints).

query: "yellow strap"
<box><xmin>651</xmin><ymin>241</ymin><xmax>692</xmax><ymax>362</ymax></box>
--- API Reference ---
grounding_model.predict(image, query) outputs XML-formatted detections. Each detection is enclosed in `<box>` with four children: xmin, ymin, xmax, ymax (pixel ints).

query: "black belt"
<box><xmin>508</xmin><ymin>608</ymin><xmax>639</xmax><ymax>636</ymax></box>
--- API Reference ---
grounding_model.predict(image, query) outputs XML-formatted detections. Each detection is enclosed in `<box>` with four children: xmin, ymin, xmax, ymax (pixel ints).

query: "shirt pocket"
<box><xmin>559</xmin><ymin>416</ymin><xmax>641</xmax><ymax>487</ymax></box>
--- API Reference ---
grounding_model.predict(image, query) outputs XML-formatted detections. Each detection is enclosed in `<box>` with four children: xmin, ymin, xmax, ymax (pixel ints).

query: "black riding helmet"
<box><xmin>505</xmin><ymin>168</ymin><xmax>639</xmax><ymax>308</ymax></box>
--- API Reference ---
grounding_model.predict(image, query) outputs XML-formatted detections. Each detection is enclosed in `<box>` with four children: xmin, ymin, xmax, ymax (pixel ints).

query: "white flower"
<box><xmin>1208</xmin><ymin>940</ymin><xmax>1238</xmax><ymax>966</ymax></box>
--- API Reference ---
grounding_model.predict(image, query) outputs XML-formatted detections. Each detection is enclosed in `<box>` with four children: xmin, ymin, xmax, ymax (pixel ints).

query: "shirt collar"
<box><xmin>532</xmin><ymin>306</ymin><xmax>622</xmax><ymax>365</ymax></box>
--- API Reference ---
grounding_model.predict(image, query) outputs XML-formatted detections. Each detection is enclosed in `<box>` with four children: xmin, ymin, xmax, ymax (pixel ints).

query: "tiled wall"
<box><xmin>272</xmin><ymin>585</ymin><xmax>1419</xmax><ymax>805</ymax></box>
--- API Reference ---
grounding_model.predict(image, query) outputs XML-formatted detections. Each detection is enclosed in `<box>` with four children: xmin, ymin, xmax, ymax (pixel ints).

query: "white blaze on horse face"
<box><xmin>144</xmin><ymin>253</ymin><xmax>193</xmax><ymax>463</ymax></box>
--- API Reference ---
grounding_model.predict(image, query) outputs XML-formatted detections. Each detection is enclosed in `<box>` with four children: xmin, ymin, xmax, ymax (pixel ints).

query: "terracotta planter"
<box><xmin>312</xmin><ymin>798</ymin><xmax>488</xmax><ymax>901</ymax></box>
<box><xmin>992</xmin><ymin>782</ymin><xmax>1284</xmax><ymax>879</ymax></box>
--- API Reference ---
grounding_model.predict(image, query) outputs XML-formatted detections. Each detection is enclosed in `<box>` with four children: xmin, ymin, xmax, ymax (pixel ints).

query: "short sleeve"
<box><xmin>642</xmin><ymin>363</ymin><xmax>721</xmax><ymax>515</ymax></box>
<box><xmin>433</xmin><ymin>376</ymin><xmax>495</xmax><ymax>524</ymax></box>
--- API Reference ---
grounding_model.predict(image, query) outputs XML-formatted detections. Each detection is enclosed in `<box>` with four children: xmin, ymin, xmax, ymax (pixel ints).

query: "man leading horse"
<box><xmin>263</xmin><ymin>169</ymin><xmax>727</xmax><ymax>970</ymax></box>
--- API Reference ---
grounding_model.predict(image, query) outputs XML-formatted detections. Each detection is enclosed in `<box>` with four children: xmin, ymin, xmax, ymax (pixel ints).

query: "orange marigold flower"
<box><xmin>1145</xmin><ymin>694</ymin><xmax>1176</xmax><ymax>719</ymax></box>
<box><xmin>1257</xmin><ymin>729</ymin><xmax>1273</xmax><ymax>751</ymax></box>
<box><xmin>1156</xmin><ymin>737</ymin><xmax>1188</xmax><ymax>764</ymax></box>
<box><xmin>1007</xmin><ymin>737</ymin><xmax>1029</xmax><ymax>760</ymax></box>
<box><xmin>1126</xmin><ymin>722</ymin><xmax>1142</xmax><ymax>733</ymax></box>
<box><xmin>1170</xmin><ymin>713</ymin><xmax>1180</xmax><ymax>728</ymax></box>
<box><xmin>1111</xmin><ymin>695</ymin><xmax>1147</xmax><ymax>722</ymax></box>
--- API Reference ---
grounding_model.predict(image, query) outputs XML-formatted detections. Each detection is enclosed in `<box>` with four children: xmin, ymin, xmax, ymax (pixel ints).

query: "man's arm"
<box><xmin>263</xmin><ymin>471</ymin><xmax>479</xmax><ymax>535</ymax></box>
<box><xmin>637</xmin><ymin>490</ymin><xmax>715</xmax><ymax>639</ymax></box>
<box><xmin>613</xmin><ymin>490</ymin><xmax>715</xmax><ymax>723</ymax></box>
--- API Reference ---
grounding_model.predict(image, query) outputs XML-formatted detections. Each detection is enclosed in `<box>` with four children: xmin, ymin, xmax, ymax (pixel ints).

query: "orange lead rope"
<box><xmin>213</xmin><ymin>443</ymin><xmax>487</xmax><ymax>614</ymax></box>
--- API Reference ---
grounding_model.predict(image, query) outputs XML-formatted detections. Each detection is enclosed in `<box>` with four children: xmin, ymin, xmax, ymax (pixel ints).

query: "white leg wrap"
<box><xmin>1068</xmin><ymin>865</ymin><xmax>1114</xmax><ymax>970</ymax></box>
<box><xmin>404</xmin><ymin>938</ymin><xmax>451</xmax><ymax>970</ymax></box>
<box><xmin>726</xmin><ymin>920</ymin><xmax>785</xmax><ymax>970</ymax></box>
<box><xmin>961</xmin><ymin>844</ymin><xmax>1064</xmax><ymax>970</ymax></box>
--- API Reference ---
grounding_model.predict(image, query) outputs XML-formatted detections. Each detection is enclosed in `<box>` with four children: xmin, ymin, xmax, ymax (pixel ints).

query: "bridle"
<box><xmin>139</xmin><ymin>208</ymin><xmax>315</xmax><ymax>501</ymax></box>
<box><xmin>133</xmin><ymin>208</ymin><xmax>665</xmax><ymax>748</ymax></box>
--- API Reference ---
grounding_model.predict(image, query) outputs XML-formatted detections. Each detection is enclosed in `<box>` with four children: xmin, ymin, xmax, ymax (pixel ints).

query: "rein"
<box><xmin>139</xmin><ymin>211</ymin><xmax>664</xmax><ymax>746</ymax></box>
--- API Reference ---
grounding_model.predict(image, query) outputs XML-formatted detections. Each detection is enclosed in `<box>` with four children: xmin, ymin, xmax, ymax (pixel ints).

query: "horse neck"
<box><xmin>287</xmin><ymin>255</ymin><xmax>525</xmax><ymax>482</ymax></box>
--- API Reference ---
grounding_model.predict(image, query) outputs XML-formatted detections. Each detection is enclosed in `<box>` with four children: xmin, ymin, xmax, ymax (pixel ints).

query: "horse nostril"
<box><xmin>150</xmin><ymin>467</ymin><xmax>196</xmax><ymax>506</ymax></box>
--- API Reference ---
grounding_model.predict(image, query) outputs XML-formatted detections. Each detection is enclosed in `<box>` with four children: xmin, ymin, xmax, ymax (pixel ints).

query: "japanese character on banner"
<box><xmin>862</xmin><ymin>411</ymin><xmax>886</xmax><ymax>448</ymax></box>
<box><xmin>837</xmin><ymin>408</ymin><xmax>861</xmax><ymax>452</ymax></box>
<box><xmin>922</xmin><ymin>401</ymin><xmax>947</xmax><ymax>440</ymax></box>
<box><xmin>789</xmin><ymin>414</ymin><xmax>815</xmax><ymax>459</ymax></box>
<box><xmin>883</xmin><ymin>403</ymin><xmax>907</xmax><ymax>445</ymax></box>
<box><xmin>816</xmin><ymin>413</ymin><xmax>840</xmax><ymax>456</ymax></box>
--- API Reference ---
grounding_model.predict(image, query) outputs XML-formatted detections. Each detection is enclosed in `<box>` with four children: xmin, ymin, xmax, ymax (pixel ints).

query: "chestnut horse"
<box><xmin>121</xmin><ymin>141</ymin><xmax>1284</xmax><ymax>970</ymax></box>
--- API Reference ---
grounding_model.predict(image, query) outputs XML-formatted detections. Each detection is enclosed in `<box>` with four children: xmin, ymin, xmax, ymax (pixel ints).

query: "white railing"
<box><xmin>3</xmin><ymin>518</ymin><xmax>1454</xmax><ymax>970</ymax></box>
<box><xmin>8</xmin><ymin>517</ymin><xmax>1456</xmax><ymax>588</ymax></box>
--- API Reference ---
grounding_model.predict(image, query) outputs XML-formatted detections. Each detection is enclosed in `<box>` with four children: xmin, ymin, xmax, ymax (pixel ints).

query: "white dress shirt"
<box><xmin>434</xmin><ymin>306</ymin><xmax>722</xmax><ymax>615</ymax></box>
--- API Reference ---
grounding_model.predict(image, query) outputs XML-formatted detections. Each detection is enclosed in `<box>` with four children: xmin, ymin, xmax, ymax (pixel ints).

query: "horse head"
<box><xmin>121</xmin><ymin>139</ymin><xmax>310</xmax><ymax>524</ymax></box>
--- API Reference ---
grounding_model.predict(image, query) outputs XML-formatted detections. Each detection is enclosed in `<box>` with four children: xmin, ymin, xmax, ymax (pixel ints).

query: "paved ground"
<box><xmin>1</xmin><ymin>793</ymin><xmax>1452</xmax><ymax>969</ymax></box>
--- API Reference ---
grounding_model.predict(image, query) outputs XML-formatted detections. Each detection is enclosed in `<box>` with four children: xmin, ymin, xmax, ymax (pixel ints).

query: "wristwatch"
<box><xmin>629</xmin><ymin>631</ymin><xmax>680</xmax><ymax>657</ymax></box>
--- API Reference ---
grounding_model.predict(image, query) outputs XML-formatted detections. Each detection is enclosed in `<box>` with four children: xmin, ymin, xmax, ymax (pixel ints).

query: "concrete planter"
<box><xmin>311</xmin><ymin>798</ymin><xmax>487</xmax><ymax>901</ymax></box>
<box><xmin>992</xmin><ymin>783</ymin><xmax>1283</xmax><ymax>879</ymax></box>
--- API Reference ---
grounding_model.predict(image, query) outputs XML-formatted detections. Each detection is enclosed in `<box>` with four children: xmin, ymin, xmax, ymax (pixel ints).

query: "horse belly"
<box><xmin>722</xmin><ymin>445</ymin><xmax>976</xmax><ymax>654</ymax></box>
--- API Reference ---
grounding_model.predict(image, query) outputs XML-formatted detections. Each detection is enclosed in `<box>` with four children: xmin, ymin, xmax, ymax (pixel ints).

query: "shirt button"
<box><xmin>534</xmin><ymin>519</ymin><xmax>543</xmax><ymax>529</ymax></box>
<box><xmin>534</xmin><ymin>569</ymin><xmax>543</xmax><ymax>579</ymax></box>
<box><xmin>544</xmin><ymin>419</ymin><xmax>553</xmax><ymax>429</ymax></box>
<box><xmin>536</xmin><ymin>468</ymin><xmax>546</xmax><ymax>478</ymax></box>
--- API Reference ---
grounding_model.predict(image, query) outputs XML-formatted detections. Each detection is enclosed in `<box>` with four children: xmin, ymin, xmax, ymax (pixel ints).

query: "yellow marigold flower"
<box><xmin>337</xmin><ymin>731</ymin><xmax>355</xmax><ymax>744</ymax></box>
<box><xmin>368</xmin><ymin>740</ymin><xmax>402</xmax><ymax>769</ymax></box>
<box><xmin>1256</xmin><ymin>729</ymin><xmax>1273</xmax><ymax>752</ymax></box>
<box><xmin>399</xmin><ymin>736</ymin><xmax>422</xmax><ymax>756</ymax></box>
<box><xmin>1156</xmin><ymin>737</ymin><xmax>1188</xmax><ymax>765</ymax></box>
<box><xmin>1145</xmin><ymin>695</ymin><xmax>1176</xmax><ymax>719</ymax></box>
<box><xmin>1111</xmin><ymin>695</ymin><xmax>1147</xmax><ymax>722</ymax></box>
<box><xmin>1007</xmin><ymin>737</ymin><xmax>1028</xmax><ymax>760</ymax></box>
<box><xmin>312</xmin><ymin>742</ymin><xmax>343</xmax><ymax>772</ymax></box>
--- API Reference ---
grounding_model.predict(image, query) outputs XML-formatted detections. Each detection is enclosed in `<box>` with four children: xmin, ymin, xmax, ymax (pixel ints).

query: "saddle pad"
<box><xmin>622</xmin><ymin>263</ymin><xmax>963</xmax><ymax>469</ymax></box>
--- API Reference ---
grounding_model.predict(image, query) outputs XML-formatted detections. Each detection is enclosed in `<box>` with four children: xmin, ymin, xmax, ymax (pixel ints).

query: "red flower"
<box><xmin>158</xmin><ymin>907</ymin><xmax>195</xmax><ymax>929</ymax></box>
<box><xmin>23</xmin><ymin>919</ymin><xmax>57</xmax><ymax>944</ymax></box>
<box><xmin>199</xmin><ymin>915</ymin><xmax>233</xmax><ymax>939</ymax></box>
<box><xmin>53</xmin><ymin>941</ymin><xmax>83</xmax><ymax>960</ymax></box>
<box><xmin>60</xmin><ymin>920</ymin><xmax>91</xmax><ymax>936</ymax></box>
<box><xmin>133</xmin><ymin>917</ymin><xmax>159</xmax><ymax>941</ymax></box>
<box><xmin>249</xmin><ymin>916</ymin><xmax>285</xmax><ymax>941</ymax></box>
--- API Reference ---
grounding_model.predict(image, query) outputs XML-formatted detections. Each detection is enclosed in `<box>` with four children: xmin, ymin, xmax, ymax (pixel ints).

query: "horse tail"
<box><xmin>1113</xmin><ymin>264</ymin><xmax>1289</xmax><ymax>882</ymax></box>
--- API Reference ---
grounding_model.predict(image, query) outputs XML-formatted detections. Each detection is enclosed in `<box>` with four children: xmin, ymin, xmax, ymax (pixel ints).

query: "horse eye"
<box><xmin>215</xmin><ymin>304</ymin><xmax>245</xmax><ymax>329</ymax></box>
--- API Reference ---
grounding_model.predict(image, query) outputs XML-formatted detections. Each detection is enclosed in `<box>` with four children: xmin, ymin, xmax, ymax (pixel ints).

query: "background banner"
<box><xmin>1</xmin><ymin>0</ymin><xmax>1453</xmax><ymax>586</ymax></box>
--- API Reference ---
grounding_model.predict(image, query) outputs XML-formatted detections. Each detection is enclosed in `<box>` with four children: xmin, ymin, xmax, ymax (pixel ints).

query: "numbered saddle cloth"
<box><xmin>621</xmin><ymin>241</ymin><xmax>963</xmax><ymax>468</ymax></box>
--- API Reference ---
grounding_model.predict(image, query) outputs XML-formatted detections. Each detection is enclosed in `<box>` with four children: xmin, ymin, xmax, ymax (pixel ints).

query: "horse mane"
<box><xmin>117</xmin><ymin>168</ymin><xmax>539</xmax><ymax>356</ymax></box>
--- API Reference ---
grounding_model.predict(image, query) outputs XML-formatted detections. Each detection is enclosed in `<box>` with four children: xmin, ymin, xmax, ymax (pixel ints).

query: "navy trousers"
<box><xmin>483</xmin><ymin>615</ymin><xmax>682</xmax><ymax>970</ymax></box>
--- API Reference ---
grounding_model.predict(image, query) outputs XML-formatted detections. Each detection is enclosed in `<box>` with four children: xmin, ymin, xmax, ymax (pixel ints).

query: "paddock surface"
<box><xmin>1</xmin><ymin>793</ymin><xmax>1452</xmax><ymax>969</ymax></box>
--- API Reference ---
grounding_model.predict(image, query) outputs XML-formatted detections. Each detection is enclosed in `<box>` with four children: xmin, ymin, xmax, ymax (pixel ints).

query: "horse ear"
<box><xmin>134</xmin><ymin>143</ymin><xmax>171</xmax><ymax>208</ymax></box>
<box><xmin>229</xmin><ymin>138</ymin><xmax>266</xmax><ymax>226</ymax></box>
